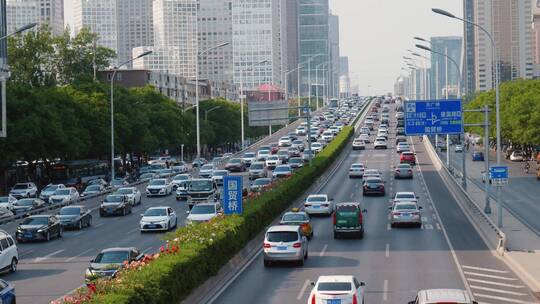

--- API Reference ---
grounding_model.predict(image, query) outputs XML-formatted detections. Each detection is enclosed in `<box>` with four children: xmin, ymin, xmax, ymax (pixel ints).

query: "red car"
<box><xmin>400</xmin><ymin>152</ymin><xmax>416</xmax><ymax>165</ymax></box>
<box><xmin>269</xmin><ymin>143</ymin><xmax>279</xmax><ymax>154</ymax></box>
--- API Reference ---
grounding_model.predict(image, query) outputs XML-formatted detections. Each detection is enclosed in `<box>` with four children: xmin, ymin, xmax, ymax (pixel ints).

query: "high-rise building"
<box><xmin>0</xmin><ymin>0</ymin><xmax>6</xmax><ymax>69</ymax></box>
<box><xmin>531</xmin><ymin>0</ymin><xmax>540</xmax><ymax>77</ymax></box>
<box><xmin>283</xmin><ymin>0</ymin><xmax>298</xmax><ymax>95</ymax></box>
<box><xmin>134</xmin><ymin>0</ymin><xmax>197</xmax><ymax>78</ymax></box>
<box><xmin>198</xmin><ymin>0</ymin><xmax>233</xmax><ymax>92</ymax></box>
<box><xmin>473</xmin><ymin>0</ymin><xmax>534</xmax><ymax>91</ymax></box>
<box><xmin>298</xmin><ymin>0</ymin><xmax>329</xmax><ymax>96</ymax></box>
<box><xmin>232</xmin><ymin>0</ymin><xmax>283</xmax><ymax>91</ymax></box>
<box><xmin>116</xmin><ymin>0</ymin><xmax>153</xmax><ymax>68</ymax></box>
<box><xmin>6</xmin><ymin>0</ymin><xmax>39</xmax><ymax>34</ymax></box>
<box><xmin>463</xmin><ymin>0</ymin><xmax>476</xmax><ymax>96</ymax></box>
<box><xmin>328</xmin><ymin>13</ymin><xmax>340</xmax><ymax>98</ymax></box>
<box><xmin>73</xmin><ymin>0</ymin><xmax>118</xmax><ymax>65</ymax></box>
<box><xmin>339</xmin><ymin>56</ymin><xmax>350</xmax><ymax>98</ymax></box>
<box><xmin>429</xmin><ymin>36</ymin><xmax>462</xmax><ymax>99</ymax></box>
<box><xmin>7</xmin><ymin>0</ymin><xmax>63</xmax><ymax>35</ymax></box>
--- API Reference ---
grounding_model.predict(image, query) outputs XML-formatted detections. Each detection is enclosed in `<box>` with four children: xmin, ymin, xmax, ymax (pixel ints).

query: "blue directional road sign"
<box><xmin>404</xmin><ymin>100</ymin><xmax>463</xmax><ymax>135</ymax></box>
<box><xmin>489</xmin><ymin>166</ymin><xmax>509</xmax><ymax>186</ymax></box>
<box><xmin>223</xmin><ymin>176</ymin><xmax>243</xmax><ymax>215</ymax></box>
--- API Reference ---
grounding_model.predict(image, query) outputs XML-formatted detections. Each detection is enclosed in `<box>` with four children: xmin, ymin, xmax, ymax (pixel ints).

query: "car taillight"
<box><xmin>412</xmin><ymin>212</ymin><xmax>420</xmax><ymax>216</ymax></box>
<box><xmin>305</xmin><ymin>203</ymin><xmax>312</xmax><ymax>207</ymax></box>
<box><xmin>352</xmin><ymin>293</ymin><xmax>358</xmax><ymax>304</ymax></box>
<box><xmin>311</xmin><ymin>294</ymin><xmax>316</xmax><ymax>304</ymax></box>
<box><xmin>263</xmin><ymin>243</ymin><xmax>271</xmax><ymax>249</ymax></box>
<box><xmin>292</xmin><ymin>242</ymin><xmax>302</xmax><ymax>248</ymax></box>
<box><xmin>358</xmin><ymin>212</ymin><xmax>363</xmax><ymax>224</ymax></box>
<box><xmin>322</xmin><ymin>204</ymin><xmax>329</xmax><ymax>207</ymax></box>
<box><xmin>393</xmin><ymin>212</ymin><xmax>401</xmax><ymax>216</ymax></box>
<box><xmin>333</xmin><ymin>213</ymin><xmax>337</xmax><ymax>225</ymax></box>
<box><xmin>395</xmin><ymin>170</ymin><xmax>400</xmax><ymax>173</ymax></box>
<box><xmin>408</xmin><ymin>170</ymin><xmax>412</xmax><ymax>173</ymax></box>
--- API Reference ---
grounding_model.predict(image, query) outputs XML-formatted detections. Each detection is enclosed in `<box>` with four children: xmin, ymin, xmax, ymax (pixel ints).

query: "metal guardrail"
<box><xmin>423</xmin><ymin>136</ymin><xmax>506</xmax><ymax>254</ymax></box>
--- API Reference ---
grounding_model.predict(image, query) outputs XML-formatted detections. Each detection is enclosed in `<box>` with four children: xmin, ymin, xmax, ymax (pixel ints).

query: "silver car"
<box><xmin>249</xmin><ymin>162</ymin><xmax>268</xmax><ymax>180</ymax></box>
<box><xmin>263</xmin><ymin>225</ymin><xmax>308</xmax><ymax>267</ymax></box>
<box><xmin>394</xmin><ymin>163</ymin><xmax>413</xmax><ymax>179</ymax></box>
<box><xmin>390</xmin><ymin>202</ymin><xmax>422</xmax><ymax>228</ymax></box>
<box><xmin>349</xmin><ymin>163</ymin><xmax>365</xmax><ymax>178</ymax></box>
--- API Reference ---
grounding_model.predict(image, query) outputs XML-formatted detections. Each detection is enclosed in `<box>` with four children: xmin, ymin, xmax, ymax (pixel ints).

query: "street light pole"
<box><xmin>432</xmin><ymin>8</ymin><xmax>502</xmax><ymax>225</ymax></box>
<box><xmin>306</xmin><ymin>53</ymin><xmax>325</xmax><ymax>109</ymax></box>
<box><xmin>110</xmin><ymin>50</ymin><xmax>153</xmax><ymax>180</ymax></box>
<box><xmin>195</xmin><ymin>42</ymin><xmax>230</xmax><ymax>159</ymax></box>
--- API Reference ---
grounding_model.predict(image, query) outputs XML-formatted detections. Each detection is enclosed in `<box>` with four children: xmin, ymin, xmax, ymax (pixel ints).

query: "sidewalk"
<box><xmin>432</xmin><ymin>140</ymin><xmax>540</xmax><ymax>293</ymax></box>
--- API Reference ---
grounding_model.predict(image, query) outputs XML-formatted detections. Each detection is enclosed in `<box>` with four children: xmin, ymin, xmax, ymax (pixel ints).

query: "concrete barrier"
<box><xmin>423</xmin><ymin>136</ymin><xmax>506</xmax><ymax>255</ymax></box>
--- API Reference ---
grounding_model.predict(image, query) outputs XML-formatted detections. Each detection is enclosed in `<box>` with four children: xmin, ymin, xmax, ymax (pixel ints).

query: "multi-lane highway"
<box><xmin>213</xmin><ymin>104</ymin><xmax>539</xmax><ymax>304</ymax></box>
<box><xmin>0</xmin><ymin>115</ymin><xmax>318</xmax><ymax>304</ymax></box>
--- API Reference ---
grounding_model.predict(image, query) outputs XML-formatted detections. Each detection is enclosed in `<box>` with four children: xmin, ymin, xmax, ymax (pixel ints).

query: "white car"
<box><xmin>199</xmin><ymin>164</ymin><xmax>214</xmax><ymax>178</ymax></box>
<box><xmin>39</xmin><ymin>184</ymin><xmax>66</xmax><ymax>202</ymax></box>
<box><xmin>304</xmin><ymin>194</ymin><xmax>334</xmax><ymax>215</ymax></box>
<box><xmin>0</xmin><ymin>230</ymin><xmax>18</xmax><ymax>273</ymax></box>
<box><xmin>393</xmin><ymin>191</ymin><xmax>419</xmax><ymax>205</ymax></box>
<box><xmin>185</xmin><ymin>202</ymin><xmax>223</xmax><ymax>225</ymax></box>
<box><xmin>257</xmin><ymin>149</ymin><xmax>270</xmax><ymax>161</ymax></box>
<box><xmin>360</xmin><ymin>127</ymin><xmax>370</xmax><ymax>135</ymax></box>
<box><xmin>291</xmin><ymin>140</ymin><xmax>305</xmax><ymax>152</ymax></box>
<box><xmin>140</xmin><ymin>206</ymin><xmax>178</xmax><ymax>232</ymax></box>
<box><xmin>454</xmin><ymin>144</ymin><xmax>464</xmax><ymax>153</ymax></box>
<box><xmin>352</xmin><ymin>138</ymin><xmax>366</xmax><ymax>150</ymax></box>
<box><xmin>308</xmin><ymin>275</ymin><xmax>365</xmax><ymax>304</ymax></box>
<box><xmin>278</xmin><ymin>136</ymin><xmax>292</xmax><ymax>147</ymax></box>
<box><xmin>171</xmin><ymin>173</ymin><xmax>192</xmax><ymax>189</ymax></box>
<box><xmin>510</xmin><ymin>151</ymin><xmax>525</xmax><ymax>161</ymax></box>
<box><xmin>263</xmin><ymin>225</ymin><xmax>308</xmax><ymax>267</ymax></box>
<box><xmin>321</xmin><ymin>131</ymin><xmax>334</xmax><ymax>142</ymax></box>
<box><xmin>296</xmin><ymin>127</ymin><xmax>306</xmax><ymax>136</ymax></box>
<box><xmin>363</xmin><ymin>169</ymin><xmax>382</xmax><ymax>179</ymax></box>
<box><xmin>242</xmin><ymin>152</ymin><xmax>257</xmax><ymax>166</ymax></box>
<box><xmin>396</xmin><ymin>142</ymin><xmax>410</xmax><ymax>153</ymax></box>
<box><xmin>410</xmin><ymin>289</ymin><xmax>477</xmax><ymax>304</ymax></box>
<box><xmin>9</xmin><ymin>182</ymin><xmax>38</xmax><ymax>199</ymax></box>
<box><xmin>311</xmin><ymin>142</ymin><xmax>323</xmax><ymax>153</ymax></box>
<box><xmin>359</xmin><ymin>133</ymin><xmax>370</xmax><ymax>143</ymax></box>
<box><xmin>265</xmin><ymin>155</ymin><xmax>281</xmax><ymax>169</ymax></box>
<box><xmin>212</xmin><ymin>170</ymin><xmax>229</xmax><ymax>186</ymax></box>
<box><xmin>374</xmin><ymin>138</ymin><xmax>387</xmax><ymax>149</ymax></box>
<box><xmin>145</xmin><ymin>178</ymin><xmax>173</xmax><ymax>196</ymax></box>
<box><xmin>0</xmin><ymin>196</ymin><xmax>17</xmax><ymax>211</ymax></box>
<box><xmin>48</xmin><ymin>187</ymin><xmax>80</xmax><ymax>205</ymax></box>
<box><xmin>82</xmin><ymin>184</ymin><xmax>104</xmax><ymax>197</ymax></box>
<box><xmin>329</xmin><ymin>126</ymin><xmax>339</xmax><ymax>135</ymax></box>
<box><xmin>116</xmin><ymin>187</ymin><xmax>142</xmax><ymax>206</ymax></box>
<box><xmin>349</xmin><ymin>163</ymin><xmax>365</xmax><ymax>178</ymax></box>
<box><xmin>171</xmin><ymin>161</ymin><xmax>188</xmax><ymax>173</ymax></box>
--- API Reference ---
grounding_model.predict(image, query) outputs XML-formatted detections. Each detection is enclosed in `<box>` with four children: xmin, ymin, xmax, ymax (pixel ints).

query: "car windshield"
<box><xmin>396</xmin><ymin>193</ymin><xmax>415</xmax><ymax>199</ymax></box>
<box><xmin>244</xmin><ymin>152</ymin><xmax>255</xmax><ymax>157</ymax></box>
<box><xmin>85</xmin><ymin>185</ymin><xmax>101</xmax><ymax>191</ymax></box>
<box><xmin>293</xmin><ymin>140</ymin><xmax>303</xmax><ymax>144</ymax></box>
<box><xmin>351</xmin><ymin>165</ymin><xmax>363</xmax><ymax>169</ymax></box>
<box><xmin>278</xmin><ymin>151</ymin><xmax>288</xmax><ymax>155</ymax></box>
<box><xmin>397</xmin><ymin>164</ymin><xmax>411</xmax><ymax>169</ymax></box>
<box><xmin>94</xmin><ymin>251</ymin><xmax>130</xmax><ymax>264</ymax></box>
<box><xmin>0</xmin><ymin>197</ymin><xmax>9</xmax><ymax>203</ymax></box>
<box><xmin>282</xmin><ymin>213</ymin><xmax>307</xmax><ymax>222</ymax></box>
<box><xmin>275</xmin><ymin>166</ymin><xmax>290</xmax><ymax>172</ymax></box>
<box><xmin>111</xmin><ymin>180</ymin><xmax>124</xmax><ymax>185</ymax></box>
<box><xmin>54</xmin><ymin>189</ymin><xmax>70</xmax><ymax>195</ymax></box>
<box><xmin>13</xmin><ymin>184</ymin><xmax>28</xmax><ymax>189</ymax></box>
<box><xmin>144</xmin><ymin>208</ymin><xmax>167</xmax><ymax>216</ymax></box>
<box><xmin>43</xmin><ymin>185</ymin><xmax>58</xmax><ymax>192</ymax></box>
<box><xmin>59</xmin><ymin>207</ymin><xmax>81</xmax><ymax>215</ymax></box>
<box><xmin>396</xmin><ymin>204</ymin><xmax>417</xmax><ymax>210</ymax></box>
<box><xmin>337</xmin><ymin>205</ymin><xmax>358</xmax><ymax>214</ymax></box>
<box><xmin>267</xmin><ymin>231</ymin><xmax>298</xmax><ymax>242</ymax></box>
<box><xmin>16</xmin><ymin>199</ymin><xmax>35</xmax><ymax>206</ymax></box>
<box><xmin>251</xmin><ymin>163</ymin><xmax>264</xmax><ymax>170</ymax></box>
<box><xmin>116</xmin><ymin>188</ymin><xmax>133</xmax><ymax>195</ymax></box>
<box><xmin>22</xmin><ymin>217</ymin><xmax>48</xmax><ymax>225</ymax></box>
<box><xmin>149</xmin><ymin>180</ymin><xmax>166</xmax><ymax>186</ymax></box>
<box><xmin>191</xmin><ymin>205</ymin><xmax>216</xmax><ymax>214</ymax></box>
<box><xmin>105</xmin><ymin>195</ymin><xmax>124</xmax><ymax>203</ymax></box>
<box><xmin>213</xmin><ymin>171</ymin><xmax>228</xmax><ymax>176</ymax></box>
<box><xmin>254</xmin><ymin>179</ymin><xmax>271</xmax><ymax>186</ymax></box>
<box><xmin>201</xmin><ymin>165</ymin><xmax>213</xmax><ymax>170</ymax></box>
<box><xmin>174</xmin><ymin>175</ymin><xmax>189</xmax><ymax>181</ymax></box>
<box><xmin>267</xmin><ymin>156</ymin><xmax>278</xmax><ymax>161</ymax></box>
<box><xmin>366</xmin><ymin>179</ymin><xmax>382</xmax><ymax>184</ymax></box>
<box><xmin>189</xmin><ymin>180</ymin><xmax>212</xmax><ymax>191</ymax></box>
<box><xmin>289</xmin><ymin>158</ymin><xmax>302</xmax><ymax>163</ymax></box>
<box><xmin>140</xmin><ymin>173</ymin><xmax>153</xmax><ymax>179</ymax></box>
<box><xmin>307</xmin><ymin>196</ymin><xmax>326</xmax><ymax>202</ymax></box>
<box><xmin>229</xmin><ymin>159</ymin><xmax>241</xmax><ymax>164</ymax></box>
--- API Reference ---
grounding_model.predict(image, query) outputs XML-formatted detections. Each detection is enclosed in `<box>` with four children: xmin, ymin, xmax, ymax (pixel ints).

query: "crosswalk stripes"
<box><xmin>461</xmin><ymin>265</ymin><xmax>538</xmax><ymax>304</ymax></box>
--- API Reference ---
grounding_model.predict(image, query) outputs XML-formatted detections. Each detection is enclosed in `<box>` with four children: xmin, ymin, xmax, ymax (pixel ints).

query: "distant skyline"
<box><xmin>64</xmin><ymin>0</ymin><xmax>463</xmax><ymax>95</ymax></box>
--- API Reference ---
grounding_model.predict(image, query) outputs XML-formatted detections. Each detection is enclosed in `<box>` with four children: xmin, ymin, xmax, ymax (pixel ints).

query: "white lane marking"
<box><xmin>19</xmin><ymin>249</ymin><xmax>35</xmax><ymax>258</ymax></box>
<box><xmin>473</xmin><ymin>293</ymin><xmax>533</xmax><ymax>303</ymax></box>
<box><xmin>383</xmin><ymin>279</ymin><xmax>388</xmax><ymax>301</ymax></box>
<box><xmin>319</xmin><ymin>244</ymin><xmax>328</xmax><ymax>257</ymax></box>
<box><xmin>126</xmin><ymin>227</ymin><xmax>139</xmax><ymax>235</ymax></box>
<box><xmin>467</xmin><ymin>278</ymin><xmax>525</xmax><ymax>288</ymax></box>
<box><xmin>432</xmin><ymin>213</ymin><xmax>437</xmax><ymax>219</ymax></box>
<box><xmin>462</xmin><ymin>265</ymin><xmax>509</xmax><ymax>274</ymax></box>
<box><xmin>421</xmin><ymin>216</ymin><xmax>428</xmax><ymax>222</ymax></box>
<box><xmin>436</xmin><ymin>223</ymin><xmax>441</xmax><ymax>230</ymax></box>
<box><xmin>94</xmin><ymin>222</ymin><xmax>105</xmax><ymax>228</ymax></box>
<box><xmin>65</xmin><ymin>248</ymin><xmax>95</xmax><ymax>262</ymax></box>
<box><xmin>470</xmin><ymin>285</ymin><xmax>529</xmax><ymax>296</ymax></box>
<box><xmin>297</xmin><ymin>279</ymin><xmax>311</xmax><ymax>300</ymax></box>
<box><xmin>34</xmin><ymin>249</ymin><xmax>65</xmax><ymax>263</ymax></box>
<box><xmin>385</xmin><ymin>244</ymin><xmax>389</xmax><ymax>257</ymax></box>
<box><xmin>464</xmin><ymin>271</ymin><xmax>518</xmax><ymax>281</ymax></box>
<box><xmin>422</xmin><ymin>224</ymin><xmax>434</xmax><ymax>230</ymax></box>
<box><xmin>387</xmin><ymin>224</ymin><xmax>391</xmax><ymax>230</ymax></box>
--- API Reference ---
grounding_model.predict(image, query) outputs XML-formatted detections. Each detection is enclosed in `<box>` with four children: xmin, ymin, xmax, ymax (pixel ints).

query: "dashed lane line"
<box><xmin>467</xmin><ymin>278</ymin><xmax>525</xmax><ymax>289</ymax></box>
<box><xmin>463</xmin><ymin>271</ymin><xmax>519</xmax><ymax>281</ymax></box>
<box><xmin>33</xmin><ymin>249</ymin><xmax>65</xmax><ymax>263</ymax></box>
<box><xmin>65</xmin><ymin>247</ymin><xmax>95</xmax><ymax>262</ymax></box>
<box><xmin>319</xmin><ymin>244</ymin><xmax>328</xmax><ymax>257</ymax></box>
<box><xmin>473</xmin><ymin>293</ymin><xmax>534</xmax><ymax>303</ymax></box>
<box><xmin>297</xmin><ymin>279</ymin><xmax>311</xmax><ymax>301</ymax></box>
<box><xmin>462</xmin><ymin>265</ymin><xmax>509</xmax><ymax>274</ymax></box>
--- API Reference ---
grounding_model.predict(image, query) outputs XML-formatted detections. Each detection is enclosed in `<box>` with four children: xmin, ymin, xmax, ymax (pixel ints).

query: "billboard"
<box><xmin>248</xmin><ymin>100</ymin><xmax>290</xmax><ymax>126</ymax></box>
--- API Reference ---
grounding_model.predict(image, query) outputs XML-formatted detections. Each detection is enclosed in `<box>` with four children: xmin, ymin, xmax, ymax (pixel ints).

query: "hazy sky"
<box><xmin>64</xmin><ymin>0</ymin><xmax>463</xmax><ymax>95</ymax></box>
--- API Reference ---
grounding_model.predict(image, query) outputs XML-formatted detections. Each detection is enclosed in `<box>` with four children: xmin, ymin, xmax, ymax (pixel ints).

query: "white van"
<box><xmin>0</xmin><ymin>230</ymin><xmax>18</xmax><ymax>273</ymax></box>
<box><xmin>409</xmin><ymin>289</ymin><xmax>477</xmax><ymax>304</ymax></box>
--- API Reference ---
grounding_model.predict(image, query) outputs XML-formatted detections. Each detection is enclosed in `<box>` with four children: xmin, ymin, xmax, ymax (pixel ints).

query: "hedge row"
<box><xmin>82</xmin><ymin>125</ymin><xmax>357</xmax><ymax>304</ymax></box>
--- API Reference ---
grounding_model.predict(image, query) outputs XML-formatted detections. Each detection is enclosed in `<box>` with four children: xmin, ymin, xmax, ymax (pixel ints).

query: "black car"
<box><xmin>362</xmin><ymin>178</ymin><xmax>386</xmax><ymax>196</ymax></box>
<box><xmin>225</xmin><ymin>158</ymin><xmax>246</xmax><ymax>172</ymax></box>
<box><xmin>16</xmin><ymin>215</ymin><xmax>62</xmax><ymax>242</ymax></box>
<box><xmin>395</xmin><ymin>136</ymin><xmax>407</xmax><ymax>145</ymax></box>
<box><xmin>99</xmin><ymin>195</ymin><xmax>132</xmax><ymax>217</ymax></box>
<box><xmin>11</xmin><ymin>198</ymin><xmax>46</xmax><ymax>215</ymax></box>
<box><xmin>396</xmin><ymin>127</ymin><xmax>406</xmax><ymax>136</ymax></box>
<box><xmin>85</xmin><ymin>247</ymin><xmax>142</xmax><ymax>283</ymax></box>
<box><xmin>57</xmin><ymin>205</ymin><xmax>92</xmax><ymax>229</ymax></box>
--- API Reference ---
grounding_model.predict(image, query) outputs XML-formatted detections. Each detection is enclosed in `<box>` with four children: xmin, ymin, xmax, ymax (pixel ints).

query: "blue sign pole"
<box><xmin>223</xmin><ymin>176</ymin><xmax>243</xmax><ymax>215</ymax></box>
<box><xmin>404</xmin><ymin>100</ymin><xmax>463</xmax><ymax>136</ymax></box>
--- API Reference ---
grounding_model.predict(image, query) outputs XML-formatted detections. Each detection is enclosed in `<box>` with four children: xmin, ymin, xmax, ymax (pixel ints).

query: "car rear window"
<box><xmin>317</xmin><ymin>282</ymin><xmax>353</xmax><ymax>291</ymax></box>
<box><xmin>337</xmin><ymin>205</ymin><xmax>358</xmax><ymax>212</ymax></box>
<box><xmin>396</xmin><ymin>204</ymin><xmax>416</xmax><ymax>210</ymax></box>
<box><xmin>267</xmin><ymin>231</ymin><xmax>298</xmax><ymax>242</ymax></box>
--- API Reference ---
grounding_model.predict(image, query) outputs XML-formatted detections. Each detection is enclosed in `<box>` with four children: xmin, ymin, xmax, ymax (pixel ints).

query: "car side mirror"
<box><xmin>310</xmin><ymin>281</ymin><xmax>315</xmax><ymax>287</ymax></box>
<box><xmin>418</xmin><ymin>206</ymin><xmax>423</xmax><ymax>210</ymax></box>
<box><xmin>185</xmin><ymin>211</ymin><xmax>190</xmax><ymax>214</ymax></box>
<box><xmin>408</xmin><ymin>301</ymin><xmax>415</xmax><ymax>304</ymax></box>
<box><xmin>362</xmin><ymin>209</ymin><xmax>367</xmax><ymax>213</ymax></box>
<box><xmin>388</xmin><ymin>207</ymin><xmax>392</xmax><ymax>210</ymax></box>
<box><xmin>140</xmin><ymin>214</ymin><xmax>144</xmax><ymax>217</ymax></box>
<box><xmin>416</xmin><ymin>196</ymin><xmax>420</xmax><ymax>199</ymax></box>
<box><xmin>360</xmin><ymin>282</ymin><xmax>366</xmax><ymax>287</ymax></box>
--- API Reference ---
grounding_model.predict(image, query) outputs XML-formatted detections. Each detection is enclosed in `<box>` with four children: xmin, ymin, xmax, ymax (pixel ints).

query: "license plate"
<box><xmin>277</xmin><ymin>246</ymin><xmax>287</xmax><ymax>251</ymax></box>
<box><xmin>147</xmin><ymin>224</ymin><xmax>156</xmax><ymax>228</ymax></box>
<box><xmin>313</xmin><ymin>205</ymin><xmax>321</xmax><ymax>209</ymax></box>
<box><xmin>403</xmin><ymin>213</ymin><xmax>410</xmax><ymax>217</ymax></box>
<box><xmin>24</xmin><ymin>233</ymin><xmax>32</xmax><ymax>238</ymax></box>
<box><xmin>327</xmin><ymin>300</ymin><xmax>341</xmax><ymax>304</ymax></box>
